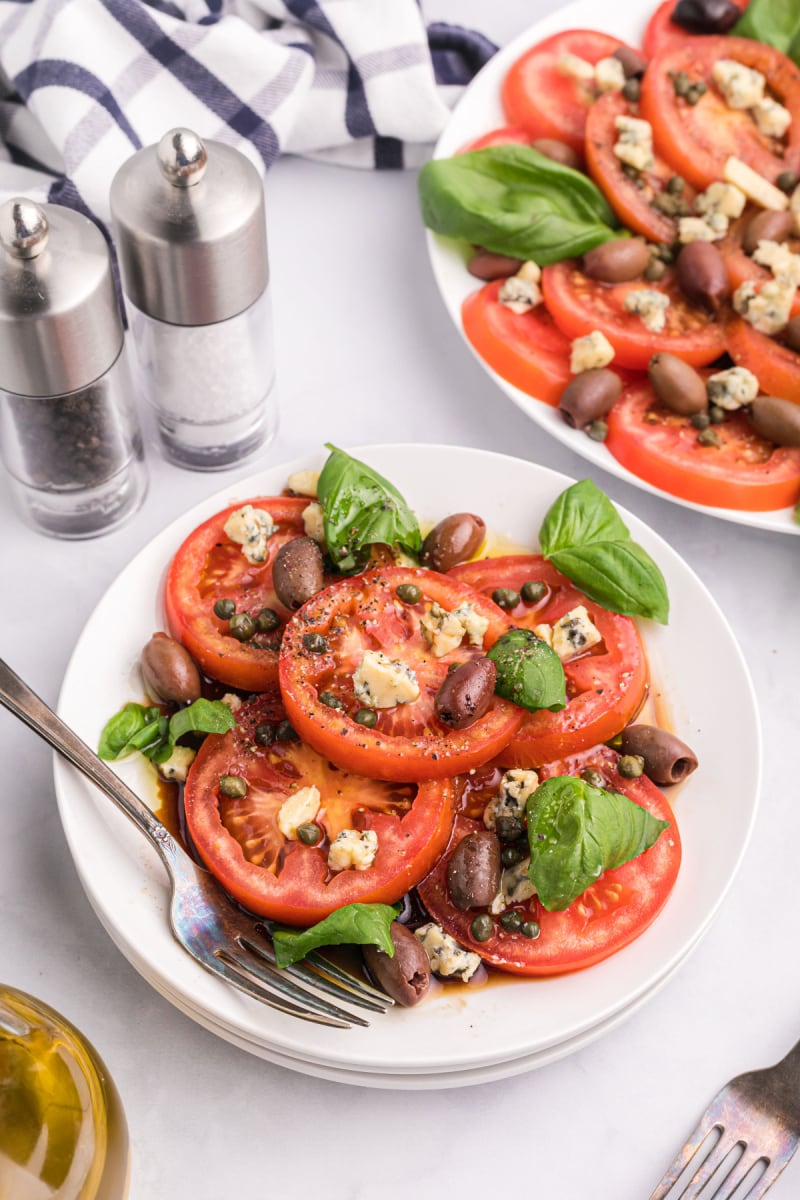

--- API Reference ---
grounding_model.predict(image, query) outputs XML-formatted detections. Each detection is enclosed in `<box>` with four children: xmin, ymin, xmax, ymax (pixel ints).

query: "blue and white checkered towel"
<box><xmin>0</xmin><ymin>0</ymin><xmax>495</xmax><ymax>229</ymax></box>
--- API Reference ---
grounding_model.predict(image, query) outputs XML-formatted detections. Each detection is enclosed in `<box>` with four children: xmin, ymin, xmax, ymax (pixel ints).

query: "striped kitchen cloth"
<box><xmin>0</xmin><ymin>0</ymin><xmax>495</xmax><ymax>229</ymax></box>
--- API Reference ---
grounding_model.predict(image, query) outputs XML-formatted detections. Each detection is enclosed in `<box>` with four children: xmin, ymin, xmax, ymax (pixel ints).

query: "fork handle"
<box><xmin>0</xmin><ymin>657</ymin><xmax>181</xmax><ymax>870</ymax></box>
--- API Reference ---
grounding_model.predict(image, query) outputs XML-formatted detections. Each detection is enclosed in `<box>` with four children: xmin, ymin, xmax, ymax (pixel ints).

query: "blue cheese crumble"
<box><xmin>419</xmin><ymin>602</ymin><xmax>488</xmax><ymax>658</ymax></box>
<box><xmin>483</xmin><ymin>768</ymin><xmax>539</xmax><ymax>831</ymax></box>
<box><xmin>278</xmin><ymin>785</ymin><xmax>321</xmax><ymax>840</ymax></box>
<box><xmin>223</xmin><ymin>504</ymin><xmax>275</xmax><ymax>565</ymax></box>
<box><xmin>328</xmin><ymin>829</ymin><xmax>378</xmax><ymax>872</ymax></box>
<box><xmin>353</xmin><ymin>651</ymin><xmax>420</xmax><ymax>708</ymax></box>
<box><xmin>706</xmin><ymin>367</ymin><xmax>759</xmax><ymax>411</ymax></box>
<box><xmin>622</xmin><ymin>289</ymin><xmax>670</xmax><ymax>333</ymax></box>
<box><xmin>414</xmin><ymin>923</ymin><xmax>482</xmax><ymax>982</ymax></box>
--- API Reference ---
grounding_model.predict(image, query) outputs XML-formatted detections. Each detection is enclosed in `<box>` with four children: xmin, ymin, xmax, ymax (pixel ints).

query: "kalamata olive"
<box><xmin>272</xmin><ymin>537</ymin><xmax>324</xmax><ymax>610</ymax></box>
<box><xmin>559</xmin><ymin>369</ymin><xmax>622</xmax><ymax>429</ymax></box>
<box><xmin>785</xmin><ymin>315</ymin><xmax>800</xmax><ymax>354</ymax></box>
<box><xmin>583</xmin><ymin>238</ymin><xmax>649</xmax><ymax>283</ymax></box>
<box><xmin>531</xmin><ymin>138</ymin><xmax>581</xmax><ymax>170</ymax></box>
<box><xmin>672</xmin><ymin>0</ymin><xmax>740</xmax><ymax>33</ymax></box>
<box><xmin>362</xmin><ymin>922</ymin><xmax>431</xmax><ymax>1007</ymax></box>
<box><xmin>676</xmin><ymin>241</ymin><xmax>731</xmax><ymax>314</ymax></box>
<box><xmin>741</xmin><ymin>210</ymin><xmax>794</xmax><ymax>256</ymax></box>
<box><xmin>648</xmin><ymin>353</ymin><xmax>708</xmax><ymax>416</ymax></box>
<box><xmin>749</xmin><ymin>396</ymin><xmax>800</xmax><ymax>448</ymax></box>
<box><xmin>421</xmin><ymin>513</ymin><xmax>486</xmax><ymax>572</ymax></box>
<box><xmin>467</xmin><ymin>250</ymin><xmax>524</xmax><ymax>281</ymax></box>
<box><xmin>434</xmin><ymin>657</ymin><xmax>497</xmax><ymax>730</ymax></box>
<box><xmin>141</xmin><ymin>633</ymin><xmax>201</xmax><ymax>704</ymax></box>
<box><xmin>620</xmin><ymin>724</ymin><xmax>699</xmax><ymax>785</ymax></box>
<box><xmin>613</xmin><ymin>45</ymin><xmax>648</xmax><ymax>79</ymax></box>
<box><xmin>447</xmin><ymin>831</ymin><xmax>502</xmax><ymax>910</ymax></box>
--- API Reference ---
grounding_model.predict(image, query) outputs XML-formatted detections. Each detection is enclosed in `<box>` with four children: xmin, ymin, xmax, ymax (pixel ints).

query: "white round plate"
<box><xmin>425</xmin><ymin>0</ymin><xmax>800</xmax><ymax>536</ymax></box>
<box><xmin>55</xmin><ymin>445</ymin><xmax>760</xmax><ymax>1081</ymax></box>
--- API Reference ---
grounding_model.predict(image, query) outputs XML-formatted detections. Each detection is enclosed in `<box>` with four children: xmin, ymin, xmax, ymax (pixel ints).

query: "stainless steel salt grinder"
<box><xmin>110</xmin><ymin>128</ymin><xmax>276</xmax><ymax>471</ymax></box>
<box><xmin>0</xmin><ymin>198</ymin><xmax>147</xmax><ymax>538</ymax></box>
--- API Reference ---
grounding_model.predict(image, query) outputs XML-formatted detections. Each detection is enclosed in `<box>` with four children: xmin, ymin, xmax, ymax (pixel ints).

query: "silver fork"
<box><xmin>0</xmin><ymin>658</ymin><xmax>393</xmax><ymax>1029</ymax></box>
<box><xmin>649</xmin><ymin>1036</ymin><xmax>800</xmax><ymax>1199</ymax></box>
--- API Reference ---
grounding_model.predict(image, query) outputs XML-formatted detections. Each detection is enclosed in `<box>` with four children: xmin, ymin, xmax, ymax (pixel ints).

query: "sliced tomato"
<box><xmin>416</xmin><ymin>745</ymin><xmax>681</xmax><ymax>976</ymax></box>
<box><xmin>460</xmin><ymin>126</ymin><xmax>535</xmax><ymax>153</ymax></box>
<box><xmin>720</xmin><ymin>218</ymin><xmax>800</xmax><ymax>319</ymax></box>
<box><xmin>449</xmin><ymin>556</ymin><xmax>647</xmax><ymax>767</ymax></box>
<box><xmin>184</xmin><ymin>693</ymin><xmax>456</xmax><ymax>926</ymax></box>
<box><xmin>640</xmin><ymin>37</ymin><xmax>800</xmax><ymax>190</ymax></box>
<box><xmin>279</xmin><ymin>567</ymin><xmax>522</xmax><ymax>783</ymax></box>
<box><xmin>165</xmin><ymin>497</ymin><xmax>309</xmax><ymax>692</ymax></box>
<box><xmin>501</xmin><ymin>29</ymin><xmax>632</xmax><ymax>155</ymax></box>
<box><xmin>542</xmin><ymin>260</ymin><xmax>725</xmax><ymax>368</ymax></box>
<box><xmin>642</xmin><ymin>0</ymin><xmax>749</xmax><ymax>59</ymax></box>
<box><xmin>462</xmin><ymin>279</ymin><xmax>573</xmax><ymax>404</ymax></box>
<box><xmin>585</xmin><ymin>91</ymin><xmax>698</xmax><ymax>243</ymax></box>
<box><xmin>606</xmin><ymin>378</ymin><xmax>800</xmax><ymax>509</ymax></box>
<box><xmin>726</xmin><ymin>315</ymin><xmax>800</xmax><ymax>405</ymax></box>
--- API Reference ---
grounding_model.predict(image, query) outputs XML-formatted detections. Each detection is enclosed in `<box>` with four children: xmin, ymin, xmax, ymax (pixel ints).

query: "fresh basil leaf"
<box><xmin>734</xmin><ymin>0</ymin><xmax>800</xmax><ymax>56</ymax></box>
<box><xmin>538</xmin><ymin>480</ymin><xmax>669</xmax><ymax>624</ymax></box>
<box><xmin>98</xmin><ymin>703</ymin><xmax>160</xmax><ymax>760</ymax></box>
<box><xmin>272</xmin><ymin>903</ymin><xmax>399</xmax><ymax>969</ymax></box>
<box><xmin>526</xmin><ymin>776</ymin><xmax>669</xmax><ymax>912</ymax></box>
<box><xmin>317</xmin><ymin>444</ymin><xmax>421</xmax><ymax>573</ymax></box>
<box><xmin>418</xmin><ymin>145</ymin><xmax>620</xmax><ymax>265</ymax></box>
<box><xmin>168</xmin><ymin>698</ymin><xmax>237</xmax><ymax>744</ymax></box>
<box><xmin>487</xmin><ymin>628</ymin><xmax>566</xmax><ymax>713</ymax></box>
<box><xmin>98</xmin><ymin>698</ymin><xmax>236</xmax><ymax>764</ymax></box>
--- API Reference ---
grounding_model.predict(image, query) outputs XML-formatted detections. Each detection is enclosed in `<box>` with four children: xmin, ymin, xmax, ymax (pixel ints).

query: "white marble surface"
<box><xmin>2</xmin><ymin>2</ymin><xmax>800</xmax><ymax>1196</ymax></box>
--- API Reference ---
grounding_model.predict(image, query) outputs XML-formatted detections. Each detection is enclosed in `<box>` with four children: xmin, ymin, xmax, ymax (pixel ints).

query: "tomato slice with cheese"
<box><xmin>726</xmin><ymin>315</ymin><xmax>800</xmax><ymax>405</ymax></box>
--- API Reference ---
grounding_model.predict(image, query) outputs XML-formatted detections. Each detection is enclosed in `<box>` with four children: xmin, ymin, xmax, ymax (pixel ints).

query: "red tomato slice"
<box><xmin>501</xmin><ymin>30</ymin><xmax>633</xmax><ymax>155</ymax></box>
<box><xmin>606</xmin><ymin>378</ymin><xmax>800</xmax><ymax>509</ymax></box>
<box><xmin>184</xmin><ymin>693</ymin><xmax>457</xmax><ymax>926</ymax></box>
<box><xmin>726</xmin><ymin>315</ymin><xmax>800</xmax><ymax>405</ymax></box>
<box><xmin>542</xmin><ymin>261</ymin><xmax>725</xmax><ymax>368</ymax></box>
<box><xmin>460</xmin><ymin>126</ymin><xmax>535</xmax><ymax>153</ymax></box>
<box><xmin>449</xmin><ymin>556</ymin><xmax>647</xmax><ymax>767</ymax></box>
<box><xmin>416</xmin><ymin>745</ymin><xmax>681</xmax><ymax>976</ymax></box>
<box><xmin>639</xmin><ymin>37</ymin><xmax>800</xmax><ymax>190</ymax></box>
<box><xmin>462</xmin><ymin>280</ymin><xmax>573</xmax><ymax>404</ymax></box>
<box><xmin>585</xmin><ymin>91</ymin><xmax>698</xmax><ymax>243</ymax></box>
<box><xmin>642</xmin><ymin>0</ymin><xmax>748</xmax><ymax>59</ymax></box>
<box><xmin>279</xmin><ymin>567</ymin><xmax>522</xmax><ymax>783</ymax></box>
<box><xmin>719</xmin><ymin>218</ymin><xmax>800</xmax><ymax>319</ymax></box>
<box><xmin>165</xmin><ymin>497</ymin><xmax>308</xmax><ymax>693</ymax></box>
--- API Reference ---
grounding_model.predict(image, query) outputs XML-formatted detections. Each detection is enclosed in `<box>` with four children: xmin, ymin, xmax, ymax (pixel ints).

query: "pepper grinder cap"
<box><xmin>110</xmin><ymin>129</ymin><xmax>269</xmax><ymax>327</ymax></box>
<box><xmin>0</xmin><ymin>198</ymin><xmax>123</xmax><ymax>398</ymax></box>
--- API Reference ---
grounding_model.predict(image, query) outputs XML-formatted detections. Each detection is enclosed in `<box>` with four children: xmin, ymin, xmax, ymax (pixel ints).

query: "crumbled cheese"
<box><xmin>353</xmin><ymin>650</ymin><xmax>420</xmax><ymax>708</ymax></box>
<box><xmin>286</xmin><ymin>469</ymin><xmax>320</xmax><ymax>498</ymax></box>
<box><xmin>498</xmin><ymin>275</ymin><xmax>542</xmax><ymax>314</ymax></box>
<box><xmin>489</xmin><ymin>891</ymin><xmax>507</xmax><ymax>915</ymax></box>
<box><xmin>613</xmin><ymin>115</ymin><xmax>654</xmax><ymax>172</ymax></box>
<box><xmin>712</xmin><ymin>59</ymin><xmax>765</xmax><ymax>110</ymax></box>
<box><xmin>724</xmin><ymin>157</ymin><xmax>788</xmax><ymax>211</ymax></box>
<box><xmin>695</xmin><ymin>181</ymin><xmax>746</xmax><ymax>220</ymax></box>
<box><xmin>551</xmin><ymin>605</ymin><xmax>603</xmax><ymax>661</ymax></box>
<box><xmin>679</xmin><ymin>215</ymin><xmax>727</xmax><ymax>243</ymax></box>
<box><xmin>557</xmin><ymin>52</ymin><xmax>595</xmax><ymax>81</ymax></box>
<box><xmin>419</xmin><ymin>602</ymin><xmax>487</xmax><ymax>658</ymax></box>
<box><xmin>706</xmin><ymin>366</ymin><xmax>760</xmax><ymax>411</ymax></box>
<box><xmin>454</xmin><ymin>603</ymin><xmax>489</xmax><ymax>647</ymax></box>
<box><xmin>414</xmin><ymin>923</ymin><xmax>482</xmax><ymax>982</ymax></box>
<box><xmin>534</xmin><ymin>622</ymin><xmax>553</xmax><ymax>647</ymax></box>
<box><xmin>622</xmin><ymin>289</ymin><xmax>670</xmax><ymax>332</ymax></box>
<box><xmin>302</xmin><ymin>500</ymin><xmax>326</xmax><ymax>546</ymax></box>
<box><xmin>500</xmin><ymin>858</ymin><xmax>537</xmax><ymax>906</ymax></box>
<box><xmin>483</xmin><ymin>769</ymin><xmax>539</xmax><ymax>831</ymax></box>
<box><xmin>595</xmin><ymin>56</ymin><xmax>626</xmax><ymax>92</ymax></box>
<box><xmin>516</xmin><ymin>260</ymin><xmax>541</xmax><ymax>284</ymax></box>
<box><xmin>328</xmin><ymin>828</ymin><xmax>378</xmax><ymax>872</ymax></box>
<box><xmin>733</xmin><ymin>278</ymin><xmax>795</xmax><ymax>334</ymax></box>
<box><xmin>570</xmin><ymin>330</ymin><xmax>615</xmax><ymax>374</ymax></box>
<box><xmin>752</xmin><ymin>240</ymin><xmax>800</xmax><ymax>287</ymax></box>
<box><xmin>223</xmin><ymin>505</ymin><xmax>275</xmax><ymax>565</ymax></box>
<box><xmin>278</xmin><ymin>785</ymin><xmax>321</xmax><ymax>840</ymax></box>
<box><xmin>751</xmin><ymin>97</ymin><xmax>792</xmax><ymax>140</ymax></box>
<box><xmin>220</xmin><ymin>692</ymin><xmax>243</xmax><ymax>712</ymax></box>
<box><xmin>157</xmin><ymin>745</ymin><xmax>196</xmax><ymax>784</ymax></box>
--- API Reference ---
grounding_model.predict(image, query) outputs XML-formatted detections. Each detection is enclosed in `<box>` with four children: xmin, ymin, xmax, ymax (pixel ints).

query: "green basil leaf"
<box><xmin>168</xmin><ymin>698</ymin><xmax>237</xmax><ymax>745</ymax></box>
<box><xmin>271</xmin><ymin>903</ymin><xmax>399</xmax><ymax>969</ymax></box>
<box><xmin>539</xmin><ymin>479</ymin><xmax>630</xmax><ymax>556</ymax></box>
<box><xmin>734</xmin><ymin>0</ymin><xmax>800</xmax><ymax>56</ymax></box>
<box><xmin>487</xmin><ymin>628</ymin><xmax>566</xmax><ymax>713</ymax></box>
<box><xmin>526</xmin><ymin>776</ymin><xmax>669</xmax><ymax>912</ymax></box>
<box><xmin>317</xmin><ymin>444</ymin><xmax>421</xmax><ymax>573</ymax></box>
<box><xmin>98</xmin><ymin>703</ymin><xmax>160</xmax><ymax>760</ymax></box>
<box><xmin>418</xmin><ymin>145</ymin><xmax>620</xmax><ymax>265</ymax></box>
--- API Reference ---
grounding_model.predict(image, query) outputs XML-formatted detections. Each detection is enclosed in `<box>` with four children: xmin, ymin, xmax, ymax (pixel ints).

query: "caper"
<box><xmin>581</xmin><ymin>768</ymin><xmax>606</xmax><ymax>789</ymax></box>
<box><xmin>214</xmin><ymin>598</ymin><xmax>236</xmax><ymax>619</ymax></box>
<box><xmin>303</xmin><ymin>632</ymin><xmax>328</xmax><ymax>654</ymax></box>
<box><xmin>691</xmin><ymin>411</ymin><xmax>710</xmax><ymax>430</ymax></box>
<box><xmin>667</xmin><ymin>175</ymin><xmax>685</xmax><ymax>195</ymax></box>
<box><xmin>229</xmin><ymin>613</ymin><xmax>256</xmax><ymax>642</ymax></box>
<box><xmin>470</xmin><ymin>913</ymin><xmax>494</xmax><ymax>943</ymax></box>
<box><xmin>396</xmin><ymin>583</ymin><xmax>422</xmax><ymax>604</ymax></box>
<box><xmin>671</xmin><ymin>70</ymin><xmax>691</xmax><ymax>97</ymax></box>
<box><xmin>621</xmin><ymin>77</ymin><xmax>640</xmax><ymax>102</ymax></box>
<box><xmin>697</xmin><ymin>427</ymin><xmax>722</xmax><ymax>447</ymax></box>
<box><xmin>495</xmin><ymin>814</ymin><xmax>524</xmax><ymax>843</ymax></box>
<box><xmin>320</xmin><ymin>691</ymin><xmax>344</xmax><ymax>710</ymax></box>
<box><xmin>708</xmin><ymin>405</ymin><xmax>726</xmax><ymax>425</ymax></box>
<box><xmin>355</xmin><ymin>708</ymin><xmax>378</xmax><ymax>728</ymax></box>
<box><xmin>276</xmin><ymin>720</ymin><xmax>298</xmax><ymax>742</ymax></box>
<box><xmin>520</xmin><ymin>920</ymin><xmax>541</xmax><ymax>940</ymax></box>
<box><xmin>297</xmin><ymin>822</ymin><xmax>322</xmax><ymax>846</ymax></box>
<box><xmin>492</xmin><ymin>587</ymin><xmax>519</xmax><ymax>610</ymax></box>
<box><xmin>685</xmin><ymin>82</ymin><xmax>706</xmax><ymax>105</ymax></box>
<box><xmin>777</xmin><ymin>170</ymin><xmax>800</xmax><ymax>195</ymax></box>
<box><xmin>255</xmin><ymin>723</ymin><xmax>276</xmax><ymax>746</ymax></box>
<box><xmin>501</xmin><ymin>845</ymin><xmax>525</xmax><ymax>868</ymax></box>
<box><xmin>521</xmin><ymin>580</ymin><xmax>546</xmax><ymax>605</ymax></box>
<box><xmin>618</xmin><ymin>754</ymin><xmax>645</xmax><ymax>779</ymax></box>
<box><xmin>500</xmin><ymin>910</ymin><xmax>523</xmax><ymax>933</ymax></box>
<box><xmin>219</xmin><ymin>774</ymin><xmax>248</xmax><ymax>798</ymax></box>
<box><xmin>587</xmin><ymin>419</ymin><xmax>609</xmax><ymax>442</ymax></box>
<box><xmin>256</xmin><ymin>607</ymin><xmax>280</xmax><ymax>633</ymax></box>
<box><xmin>644</xmin><ymin>259</ymin><xmax>667</xmax><ymax>282</ymax></box>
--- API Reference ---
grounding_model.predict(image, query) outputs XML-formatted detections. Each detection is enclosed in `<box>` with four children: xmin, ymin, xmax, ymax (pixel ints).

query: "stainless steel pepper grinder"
<box><xmin>0</xmin><ymin>198</ymin><xmax>147</xmax><ymax>538</ymax></box>
<box><xmin>111</xmin><ymin>128</ymin><xmax>277</xmax><ymax>471</ymax></box>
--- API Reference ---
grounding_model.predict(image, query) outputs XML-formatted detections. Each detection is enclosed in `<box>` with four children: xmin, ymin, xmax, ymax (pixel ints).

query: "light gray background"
<box><xmin>2</xmin><ymin>2</ymin><xmax>799</xmax><ymax>1196</ymax></box>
